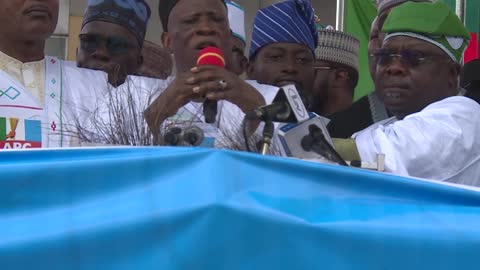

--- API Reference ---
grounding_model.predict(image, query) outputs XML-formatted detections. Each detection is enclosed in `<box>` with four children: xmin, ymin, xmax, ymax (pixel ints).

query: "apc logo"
<box><xmin>0</xmin><ymin>86</ymin><xmax>20</xmax><ymax>100</ymax></box>
<box><xmin>0</xmin><ymin>117</ymin><xmax>42</xmax><ymax>149</ymax></box>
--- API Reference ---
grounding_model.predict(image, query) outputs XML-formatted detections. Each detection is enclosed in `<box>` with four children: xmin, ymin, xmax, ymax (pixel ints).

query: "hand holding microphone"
<box><xmin>189</xmin><ymin>47</ymin><xmax>266</xmax><ymax>115</ymax></box>
<box><xmin>196</xmin><ymin>47</ymin><xmax>226</xmax><ymax>123</ymax></box>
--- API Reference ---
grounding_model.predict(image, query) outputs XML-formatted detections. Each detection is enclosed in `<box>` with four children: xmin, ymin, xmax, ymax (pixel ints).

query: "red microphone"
<box><xmin>197</xmin><ymin>47</ymin><xmax>225</xmax><ymax>123</ymax></box>
<box><xmin>197</xmin><ymin>46</ymin><xmax>225</xmax><ymax>67</ymax></box>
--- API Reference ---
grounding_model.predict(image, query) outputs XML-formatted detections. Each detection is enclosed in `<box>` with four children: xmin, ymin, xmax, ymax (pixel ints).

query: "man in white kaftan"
<box><xmin>348</xmin><ymin>1</ymin><xmax>480</xmax><ymax>186</ymax></box>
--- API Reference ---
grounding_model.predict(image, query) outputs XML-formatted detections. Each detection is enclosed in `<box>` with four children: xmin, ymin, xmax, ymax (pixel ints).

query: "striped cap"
<box><xmin>249</xmin><ymin>0</ymin><xmax>318</xmax><ymax>59</ymax></box>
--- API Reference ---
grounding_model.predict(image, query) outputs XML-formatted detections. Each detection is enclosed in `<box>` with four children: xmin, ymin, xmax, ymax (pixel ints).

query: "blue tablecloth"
<box><xmin>0</xmin><ymin>147</ymin><xmax>479</xmax><ymax>269</ymax></box>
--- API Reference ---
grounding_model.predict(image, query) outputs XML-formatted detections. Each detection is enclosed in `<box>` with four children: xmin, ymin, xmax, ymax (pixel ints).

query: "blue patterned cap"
<box><xmin>82</xmin><ymin>0</ymin><xmax>151</xmax><ymax>46</ymax></box>
<box><xmin>249</xmin><ymin>0</ymin><xmax>318</xmax><ymax>59</ymax></box>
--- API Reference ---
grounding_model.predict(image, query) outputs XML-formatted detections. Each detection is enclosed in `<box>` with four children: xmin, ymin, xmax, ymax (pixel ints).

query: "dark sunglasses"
<box><xmin>79</xmin><ymin>34</ymin><xmax>137</xmax><ymax>54</ymax></box>
<box><xmin>372</xmin><ymin>49</ymin><xmax>450</xmax><ymax>68</ymax></box>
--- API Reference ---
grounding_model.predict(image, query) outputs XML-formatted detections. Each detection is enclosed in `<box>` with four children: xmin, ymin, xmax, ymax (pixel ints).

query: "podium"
<box><xmin>0</xmin><ymin>147</ymin><xmax>479</xmax><ymax>269</ymax></box>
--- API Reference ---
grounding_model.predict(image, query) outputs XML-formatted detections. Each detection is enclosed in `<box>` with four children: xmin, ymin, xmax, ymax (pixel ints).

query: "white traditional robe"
<box><xmin>0</xmin><ymin>52</ymin><xmax>71</xmax><ymax>149</ymax></box>
<box><xmin>0</xmin><ymin>50</ymin><xmax>279</xmax><ymax>150</ymax></box>
<box><xmin>63</xmin><ymin>67</ymin><xmax>279</xmax><ymax>149</ymax></box>
<box><xmin>353</xmin><ymin>96</ymin><xmax>480</xmax><ymax>186</ymax></box>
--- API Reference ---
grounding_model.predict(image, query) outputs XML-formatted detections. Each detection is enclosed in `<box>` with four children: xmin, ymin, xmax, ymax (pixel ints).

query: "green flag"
<box><xmin>344</xmin><ymin>0</ymin><xmax>377</xmax><ymax>101</ymax></box>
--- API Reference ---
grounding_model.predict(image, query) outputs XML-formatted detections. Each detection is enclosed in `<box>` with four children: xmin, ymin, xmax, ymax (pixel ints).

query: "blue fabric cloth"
<box><xmin>0</xmin><ymin>147</ymin><xmax>480</xmax><ymax>269</ymax></box>
<box><xmin>249</xmin><ymin>0</ymin><xmax>319</xmax><ymax>59</ymax></box>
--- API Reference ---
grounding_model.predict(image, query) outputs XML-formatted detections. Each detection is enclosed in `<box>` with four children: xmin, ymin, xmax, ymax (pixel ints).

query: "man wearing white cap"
<box><xmin>311</xmin><ymin>28</ymin><xmax>360</xmax><ymax>116</ymax></box>
<box><xmin>227</xmin><ymin>1</ymin><xmax>248</xmax><ymax>76</ymax></box>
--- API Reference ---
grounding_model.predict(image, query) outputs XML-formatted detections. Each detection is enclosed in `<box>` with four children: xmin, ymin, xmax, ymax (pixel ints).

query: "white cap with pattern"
<box><xmin>315</xmin><ymin>29</ymin><xmax>360</xmax><ymax>71</ymax></box>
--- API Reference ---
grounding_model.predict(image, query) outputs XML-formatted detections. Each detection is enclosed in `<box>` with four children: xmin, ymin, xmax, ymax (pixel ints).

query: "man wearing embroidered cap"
<box><xmin>327</xmin><ymin>0</ymin><xmax>433</xmax><ymax>139</ymax></box>
<box><xmin>77</xmin><ymin>0</ymin><xmax>151</xmax><ymax>86</ymax></box>
<box><xmin>345</xmin><ymin>1</ymin><xmax>480</xmax><ymax>186</ymax></box>
<box><xmin>247</xmin><ymin>0</ymin><xmax>318</xmax><ymax>97</ymax></box>
<box><xmin>312</xmin><ymin>28</ymin><xmax>359</xmax><ymax>116</ymax></box>
<box><xmin>227</xmin><ymin>1</ymin><xmax>248</xmax><ymax>76</ymax></box>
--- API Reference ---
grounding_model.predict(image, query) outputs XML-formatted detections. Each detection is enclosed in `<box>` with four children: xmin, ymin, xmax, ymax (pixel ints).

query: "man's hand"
<box><xmin>144</xmin><ymin>66</ymin><xmax>267</xmax><ymax>144</ymax></box>
<box><xmin>144</xmin><ymin>71</ymin><xmax>202</xmax><ymax>144</ymax></box>
<box><xmin>188</xmin><ymin>65</ymin><xmax>266</xmax><ymax>113</ymax></box>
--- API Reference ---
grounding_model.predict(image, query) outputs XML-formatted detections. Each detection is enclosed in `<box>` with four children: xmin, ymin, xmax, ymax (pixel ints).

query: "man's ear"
<box><xmin>240</xmin><ymin>56</ymin><xmax>249</xmax><ymax>75</ymax></box>
<box><xmin>334</xmin><ymin>68</ymin><xmax>349</xmax><ymax>84</ymax></box>
<box><xmin>161</xmin><ymin>32</ymin><xmax>173</xmax><ymax>53</ymax></box>
<box><xmin>246</xmin><ymin>59</ymin><xmax>256</xmax><ymax>80</ymax></box>
<box><xmin>447</xmin><ymin>62</ymin><xmax>461</xmax><ymax>91</ymax></box>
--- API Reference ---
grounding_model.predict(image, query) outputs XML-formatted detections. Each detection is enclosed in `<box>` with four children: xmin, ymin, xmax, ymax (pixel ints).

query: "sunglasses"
<box><xmin>79</xmin><ymin>34</ymin><xmax>137</xmax><ymax>55</ymax></box>
<box><xmin>372</xmin><ymin>49</ymin><xmax>449</xmax><ymax>68</ymax></box>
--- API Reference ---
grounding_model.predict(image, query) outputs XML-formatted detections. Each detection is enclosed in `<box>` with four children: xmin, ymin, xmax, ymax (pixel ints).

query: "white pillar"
<box><xmin>336</xmin><ymin>0</ymin><xmax>345</xmax><ymax>31</ymax></box>
<box><xmin>456</xmin><ymin>0</ymin><xmax>465</xmax><ymax>23</ymax></box>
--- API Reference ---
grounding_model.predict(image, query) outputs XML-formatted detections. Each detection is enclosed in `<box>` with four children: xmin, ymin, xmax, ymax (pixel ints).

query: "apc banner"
<box><xmin>0</xmin><ymin>117</ymin><xmax>42</xmax><ymax>149</ymax></box>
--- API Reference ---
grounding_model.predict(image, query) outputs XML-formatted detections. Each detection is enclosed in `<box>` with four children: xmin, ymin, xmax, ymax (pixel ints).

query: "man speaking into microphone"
<box><xmin>145</xmin><ymin>0</ymin><xmax>280</xmax><ymax>149</ymax></box>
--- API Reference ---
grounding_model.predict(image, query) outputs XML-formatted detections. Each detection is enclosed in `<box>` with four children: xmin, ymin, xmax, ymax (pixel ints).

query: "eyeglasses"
<box><xmin>79</xmin><ymin>34</ymin><xmax>138</xmax><ymax>55</ymax></box>
<box><xmin>314</xmin><ymin>66</ymin><xmax>332</xmax><ymax>70</ymax></box>
<box><xmin>372</xmin><ymin>49</ymin><xmax>450</xmax><ymax>68</ymax></box>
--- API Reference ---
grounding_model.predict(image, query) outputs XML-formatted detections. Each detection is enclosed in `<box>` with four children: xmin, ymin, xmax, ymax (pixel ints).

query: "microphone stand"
<box><xmin>260</xmin><ymin>120</ymin><xmax>274</xmax><ymax>155</ymax></box>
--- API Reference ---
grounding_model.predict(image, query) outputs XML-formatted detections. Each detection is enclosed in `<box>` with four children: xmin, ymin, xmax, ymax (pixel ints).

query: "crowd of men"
<box><xmin>1</xmin><ymin>0</ymin><xmax>479</xmax><ymax>187</ymax></box>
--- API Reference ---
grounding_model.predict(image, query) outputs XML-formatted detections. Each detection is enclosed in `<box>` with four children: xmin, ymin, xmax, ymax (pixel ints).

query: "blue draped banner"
<box><xmin>0</xmin><ymin>147</ymin><xmax>479</xmax><ymax>269</ymax></box>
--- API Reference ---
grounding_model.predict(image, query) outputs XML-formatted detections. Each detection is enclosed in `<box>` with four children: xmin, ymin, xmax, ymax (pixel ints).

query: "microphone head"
<box><xmin>183</xmin><ymin>126</ymin><xmax>205</xmax><ymax>146</ymax></box>
<box><xmin>197</xmin><ymin>47</ymin><xmax>225</xmax><ymax>68</ymax></box>
<box><xmin>164</xmin><ymin>127</ymin><xmax>182</xmax><ymax>146</ymax></box>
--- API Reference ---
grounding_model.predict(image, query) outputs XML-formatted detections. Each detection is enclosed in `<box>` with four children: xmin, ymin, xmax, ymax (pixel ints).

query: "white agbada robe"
<box><xmin>0</xmin><ymin>55</ymin><xmax>76</xmax><ymax>149</ymax></box>
<box><xmin>63</xmin><ymin>63</ymin><xmax>279</xmax><ymax>149</ymax></box>
<box><xmin>353</xmin><ymin>96</ymin><xmax>480</xmax><ymax>186</ymax></box>
<box><xmin>0</xmin><ymin>52</ymin><xmax>278</xmax><ymax>150</ymax></box>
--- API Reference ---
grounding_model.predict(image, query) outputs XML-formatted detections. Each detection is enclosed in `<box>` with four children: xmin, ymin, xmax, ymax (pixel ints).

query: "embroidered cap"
<box><xmin>382</xmin><ymin>1</ymin><xmax>470</xmax><ymax>63</ymax></box>
<box><xmin>82</xmin><ymin>0</ymin><xmax>152</xmax><ymax>46</ymax></box>
<box><xmin>316</xmin><ymin>29</ymin><xmax>360</xmax><ymax>71</ymax></box>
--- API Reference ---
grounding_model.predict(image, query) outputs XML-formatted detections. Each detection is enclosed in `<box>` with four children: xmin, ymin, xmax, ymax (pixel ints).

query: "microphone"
<box><xmin>277</xmin><ymin>113</ymin><xmax>346</xmax><ymax>164</ymax></box>
<box><xmin>197</xmin><ymin>47</ymin><xmax>226</xmax><ymax>124</ymax></box>
<box><xmin>164</xmin><ymin>126</ymin><xmax>205</xmax><ymax>146</ymax></box>
<box><xmin>183</xmin><ymin>126</ymin><xmax>205</xmax><ymax>146</ymax></box>
<box><xmin>301</xmin><ymin>124</ymin><xmax>348</xmax><ymax>166</ymax></box>
<box><xmin>245</xmin><ymin>84</ymin><xmax>309</xmax><ymax>123</ymax></box>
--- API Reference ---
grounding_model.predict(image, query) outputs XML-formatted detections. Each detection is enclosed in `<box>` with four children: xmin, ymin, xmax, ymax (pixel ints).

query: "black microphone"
<box><xmin>183</xmin><ymin>126</ymin><xmax>205</xmax><ymax>146</ymax></box>
<box><xmin>245</xmin><ymin>102</ymin><xmax>291</xmax><ymax>122</ymax></box>
<box><xmin>301</xmin><ymin>124</ymin><xmax>348</xmax><ymax>166</ymax></box>
<box><xmin>164</xmin><ymin>127</ymin><xmax>183</xmax><ymax>146</ymax></box>
<box><xmin>164</xmin><ymin>126</ymin><xmax>205</xmax><ymax>146</ymax></box>
<box><xmin>245</xmin><ymin>84</ymin><xmax>309</xmax><ymax>123</ymax></box>
<box><xmin>203</xmin><ymin>100</ymin><xmax>218</xmax><ymax>124</ymax></box>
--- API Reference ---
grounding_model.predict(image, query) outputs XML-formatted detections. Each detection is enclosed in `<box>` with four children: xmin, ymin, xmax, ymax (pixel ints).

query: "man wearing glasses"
<box><xmin>76</xmin><ymin>0</ymin><xmax>151</xmax><ymax>87</ymax></box>
<box><xmin>338</xmin><ymin>1</ymin><xmax>480</xmax><ymax>186</ymax></box>
<box><xmin>0</xmin><ymin>0</ymin><xmax>165</xmax><ymax>149</ymax></box>
<box><xmin>311</xmin><ymin>28</ymin><xmax>359</xmax><ymax>117</ymax></box>
<box><xmin>327</xmin><ymin>0</ymin><xmax>434</xmax><ymax>139</ymax></box>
